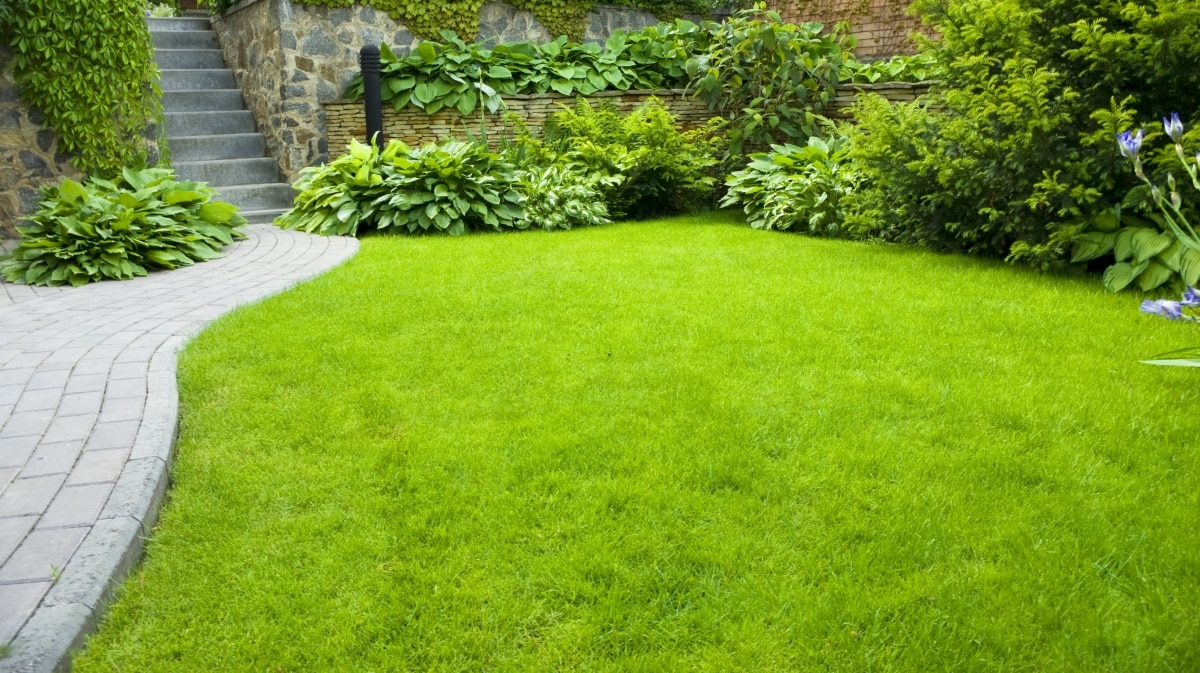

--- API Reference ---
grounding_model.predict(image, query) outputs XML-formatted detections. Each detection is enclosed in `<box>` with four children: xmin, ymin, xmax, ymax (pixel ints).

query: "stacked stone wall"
<box><xmin>0</xmin><ymin>44</ymin><xmax>83</xmax><ymax>239</ymax></box>
<box><xmin>212</xmin><ymin>0</ymin><xmax>679</xmax><ymax>182</ymax></box>
<box><xmin>325</xmin><ymin>90</ymin><xmax>713</xmax><ymax>152</ymax></box>
<box><xmin>766</xmin><ymin>0</ymin><xmax>931</xmax><ymax>59</ymax></box>
<box><xmin>325</xmin><ymin>82</ymin><xmax>932</xmax><ymax>153</ymax></box>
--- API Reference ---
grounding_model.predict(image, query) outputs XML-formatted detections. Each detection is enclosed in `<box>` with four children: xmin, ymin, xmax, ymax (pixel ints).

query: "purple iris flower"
<box><xmin>1117</xmin><ymin>129</ymin><xmax>1144</xmax><ymax>160</ymax></box>
<box><xmin>1183</xmin><ymin>287</ymin><xmax>1200</xmax><ymax>307</ymax></box>
<box><xmin>1141</xmin><ymin>299</ymin><xmax>1184</xmax><ymax>319</ymax></box>
<box><xmin>1163</xmin><ymin>113</ymin><xmax>1185</xmax><ymax>144</ymax></box>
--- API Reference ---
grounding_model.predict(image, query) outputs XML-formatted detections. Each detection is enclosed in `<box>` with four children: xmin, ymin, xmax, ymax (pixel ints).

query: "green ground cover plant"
<box><xmin>0</xmin><ymin>168</ymin><xmax>245</xmax><ymax>286</ymax></box>
<box><xmin>74</xmin><ymin>215</ymin><xmax>1198</xmax><ymax>672</ymax></box>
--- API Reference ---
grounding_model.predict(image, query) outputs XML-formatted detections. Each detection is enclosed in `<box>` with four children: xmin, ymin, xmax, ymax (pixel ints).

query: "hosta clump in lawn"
<box><xmin>721</xmin><ymin>135</ymin><xmax>859</xmax><ymax>235</ymax></box>
<box><xmin>0</xmin><ymin>168</ymin><xmax>245</xmax><ymax>287</ymax></box>
<box><xmin>276</xmin><ymin>139</ymin><xmax>522</xmax><ymax>236</ymax></box>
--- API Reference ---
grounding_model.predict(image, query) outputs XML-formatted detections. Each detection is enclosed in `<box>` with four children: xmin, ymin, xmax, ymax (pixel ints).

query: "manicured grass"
<box><xmin>75</xmin><ymin>212</ymin><xmax>1198</xmax><ymax>672</ymax></box>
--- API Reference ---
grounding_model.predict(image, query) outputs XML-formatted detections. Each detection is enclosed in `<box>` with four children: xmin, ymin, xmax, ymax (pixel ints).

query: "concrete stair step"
<box><xmin>240</xmin><ymin>209</ymin><xmax>291</xmax><ymax>225</ymax></box>
<box><xmin>168</xmin><ymin>134</ymin><xmax>267</xmax><ymax>162</ymax></box>
<box><xmin>146</xmin><ymin>17</ymin><xmax>211</xmax><ymax>31</ymax></box>
<box><xmin>174</xmin><ymin>158</ymin><xmax>281</xmax><ymax>187</ymax></box>
<box><xmin>215</xmin><ymin>184</ymin><xmax>298</xmax><ymax>213</ymax></box>
<box><xmin>154</xmin><ymin>48</ymin><xmax>225</xmax><ymax>70</ymax></box>
<box><xmin>150</xmin><ymin>29</ymin><xmax>218</xmax><ymax>50</ymax></box>
<box><xmin>163</xmin><ymin>89</ymin><xmax>245</xmax><ymax>113</ymax></box>
<box><xmin>160</xmin><ymin>69</ymin><xmax>236</xmax><ymax>91</ymax></box>
<box><xmin>165</xmin><ymin>110</ymin><xmax>256</xmax><ymax>136</ymax></box>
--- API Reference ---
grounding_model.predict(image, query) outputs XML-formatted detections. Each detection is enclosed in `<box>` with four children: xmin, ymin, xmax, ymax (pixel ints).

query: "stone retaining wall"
<box><xmin>324</xmin><ymin>81</ymin><xmax>933</xmax><ymax>153</ymax></box>
<box><xmin>213</xmin><ymin>0</ymin><xmax>674</xmax><ymax>182</ymax></box>
<box><xmin>324</xmin><ymin>89</ymin><xmax>713</xmax><ymax>152</ymax></box>
<box><xmin>0</xmin><ymin>44</ymin><xmax>83</xmax><ymax>240</ymax></box>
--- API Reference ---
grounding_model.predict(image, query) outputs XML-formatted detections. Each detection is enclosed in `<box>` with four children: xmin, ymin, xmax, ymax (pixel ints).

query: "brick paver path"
<box><xmin>0</xmin><ymin>226</ymin><xmax>357</xmax><ymax>672</ymax></box>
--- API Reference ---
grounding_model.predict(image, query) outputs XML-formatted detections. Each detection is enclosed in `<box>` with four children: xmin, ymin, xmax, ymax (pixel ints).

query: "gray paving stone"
<box><xmin>40</xmin><ymin>413</ymin><xmax>97</xmax><ymax>445</ymax></box>
<box><xmin>63</xmin><ymin>374</ymin><xmax>108</xmax><ymax>395</ymax></box>
<box><xmin>70</xmin><ymin>358</ymin><xmax>112</xmax><ymax>377</ymax></box>
<box><xmin>20</xmin><ymin>441</ymin><xmax>84</xmax><ymax>479</ymax></box>
<box><xmin>0</xmin><ymin>410</ymin><xmax>54</xmax><ymax>441</ymax></box>
<box><xmin>0</xmin><ymin>581</ymin><xmax>52</xmax><ymax>644</ymax></box>
<box><xmin>65</xmin><ymin>449</ymin><xmax>128</xmax><ymax>486</ymax></box>
<box><xmin>0</xmin><ymin>474</ymin><xmax>64</xmax><ymax>518</ymax></box>
<box><xmin>57</xmin><ymin>392</ymin><xmax>103</xmax><ymax>417</ymax></box>
<box><xmin>107</xmin><ymin>362</ymin><xmax>147</xmax><ymax>381</ymax></box>
<box><xmin>83</xmin><ymin>420</ymin><xmax>140</xmax><ymax>452</ymax></box>
<box><xmin>36</xmin><ymin>484</ymin><xmax>114</xmax><ymax>529</ymax></box>
<box><xmin>0</xmin><ymin>526</ymin><xmax>87</xmax><ymax>582</ymax></box>
<box><xmin>0</xmin><ymin>467</ymin><xmax>17</xmax><ymax>493</ymax></box>
<box><xmin>0</xmin><ymin>515</ymin><xmax>36</xmax><ymax>566</ymax></box>
<box><xmin>97</xmin><ymin>396</ymin><xmax>145</xmax><ymax>423</ymax></box>
<box><xmin>104</xmin><ymin>378</ymin><xmax>146</xmax><ymax>400</ymax></box>
<box><xmin>13</xmin><ymin>388</ymin><xmax>62</xmax><ymax>414</ymax></box>
<box><xmin>0</xmin><ymin>384</ymin><xmax>24</xmax><ymax>406</ymax></box>
<box><xmin>24</xmin><ymin>370</ymin><xmax>70</xmax><ymax>392</ymax></box>
<box><xmin>0</xmin><ymin>435</ymin><xmax>39</xmax><ymax>469</ymax></box>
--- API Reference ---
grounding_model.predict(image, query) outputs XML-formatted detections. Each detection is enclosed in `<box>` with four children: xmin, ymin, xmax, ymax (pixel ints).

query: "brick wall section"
<box><xmin>0</xmin><ymin>44</ymin><xmax>83</xmax><ymax>240</ymax></box>
<box><xmin>767</xmin><ymin>0</ymin><xmax>930</xmax><ymax>60</ymax></box>
<box><xmin>324</xmin><ymin>82</ymin><xmax>931</xmax><ymax>152</ymax></box>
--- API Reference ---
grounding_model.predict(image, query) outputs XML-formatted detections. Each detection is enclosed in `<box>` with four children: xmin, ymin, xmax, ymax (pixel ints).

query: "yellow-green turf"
<box><xmin>73</xmin><ymin>213</ymin><xmax>1198</xmax><ymax>672</ymax></box>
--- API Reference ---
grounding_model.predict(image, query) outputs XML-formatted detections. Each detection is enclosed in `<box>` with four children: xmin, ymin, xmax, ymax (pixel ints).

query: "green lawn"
<box><xmin>75</xmin><ymin>213</ymin><xmax>1198</xmax><ymax>672</ymax></box>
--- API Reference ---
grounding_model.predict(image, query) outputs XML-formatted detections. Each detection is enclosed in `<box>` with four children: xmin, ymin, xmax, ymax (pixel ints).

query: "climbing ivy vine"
<box><xmin>0</xmin><ymin>0</ymin><xmax>163</xmax><ymax>175</ymax></box>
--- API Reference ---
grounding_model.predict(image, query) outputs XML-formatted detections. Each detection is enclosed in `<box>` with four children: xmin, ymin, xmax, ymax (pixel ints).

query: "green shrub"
<box><xmin>2</xmin><ymin>0</ymin><xmax>163</xmax><ymax>175</ymax></box>
<box><xmin>0</xmin><ymin>169</ymin><xmax>246</xmax><ymax>287</ymax></box>
<box><xmin>721</xmin><ymin>135</ymin><xmax>859</xmax><ymax>235</ymax></box>
<box><xmin>514</xmin><ymin>163</ymin><xmax>616</xmax><ymax>230</ymax></box>
<box><xmin>686</xmin><ymin>4</ymin><xmax>848</xmax><ymax>156</ymax></box>
<box><xmin>276</xmin><ymin>139</ymin><xmax>522</xmax><ymax>236</ymax></box>
<box><xmin>543</xmin><ymin>97</ymin><xmax>725</xmax><ymax>219</ymax></box>
<box><xmin>844</xmin><ymin>0</ymin><xmax>1200</xmax><ymax>277</ymax></box>
<box><xmin>842</xmin><ymin>52</ymin><xmax>942</xmax><ymax>84</ymax></box>
<box><xmin>344</xmin><ymin>21</ymin><xmax>708</xmax><ymax>115</ymax></box>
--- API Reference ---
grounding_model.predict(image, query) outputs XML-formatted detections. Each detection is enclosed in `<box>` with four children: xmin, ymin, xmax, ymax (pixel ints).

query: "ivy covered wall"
<box><xmin>764</xmin><ymin>0</ymin><xmax>929</xmax><ymax>59</ymax></box>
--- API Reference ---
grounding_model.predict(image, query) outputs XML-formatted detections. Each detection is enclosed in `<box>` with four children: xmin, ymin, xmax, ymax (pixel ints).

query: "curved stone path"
<box><xmin>0</xmin><ymin>226</ymin><xmax>357</xmax><ymax>672</ymax></box>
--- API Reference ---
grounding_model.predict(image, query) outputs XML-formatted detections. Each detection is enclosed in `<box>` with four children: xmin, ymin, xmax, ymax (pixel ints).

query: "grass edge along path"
<box><xmin>75</xmin><ymin>213</ymin><xmax>1198</xmax><ymax>672</ymax></box>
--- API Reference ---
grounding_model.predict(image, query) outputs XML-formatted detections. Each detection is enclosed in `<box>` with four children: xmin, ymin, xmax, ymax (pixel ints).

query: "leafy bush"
<box><xmin>344</xmin><ymin>21</ymin><xmax>708</xmax><ymax>115</ymax></box>
<box><xmin>721</xmin><ymin>135</ymin><xmax>859</xmax><ymax>235</ymax></box>
<box><xmin>514</xmin><ymin>163</ymin><xmax>616</xmax><ymax>231</ymax></box>
<box><xmin>842</xmin><ymin>52</ymin><xmax>942</xmax><ymax>84</ymax></box>
<box><xmin>0</xmin><ymin>169</ymin><xmax>246</xmax><ymax>287</ymax></box>
<box><xmin>2</xmin><ymin>0</ymin><xmax>163</xmax><ymax>175</ymax></box>
<box><xmin>543</xmin><ymin>97</ymin><xmax>725</xmax><ymax>219</ymax></box>
<box><xmin>686</xmin><ymin>4</ymin><xmax>848</xmax><ymax>155</ymax></box>
<box><xmin>844</xmin><ymin>0</ymin><xmax>1200</xmax><ymax>277</ymax></box>
<box><xmin>276</xmin><ymin>139</ymin><xmax>522</xmax><ymax>236</ymax></box>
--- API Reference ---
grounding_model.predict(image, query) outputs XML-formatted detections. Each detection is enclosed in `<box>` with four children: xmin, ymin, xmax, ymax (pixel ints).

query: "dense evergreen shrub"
<box><xmin>844</xmin><ymin>0</ymin><xmax>1200</xmax><ymax>285</ymax></box>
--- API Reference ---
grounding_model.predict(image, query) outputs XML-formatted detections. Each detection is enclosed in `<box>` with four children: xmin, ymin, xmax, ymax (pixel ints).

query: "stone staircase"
<box><xmin>149</xmin><ymin>16</ymin><xmax>295</xmax><ymax>224</ymax></box>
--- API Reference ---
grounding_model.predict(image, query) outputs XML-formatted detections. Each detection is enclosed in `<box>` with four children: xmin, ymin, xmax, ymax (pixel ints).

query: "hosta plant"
<box><xmin>513</xmin><ymin>163</ymin><xmax>618</xmax><ymax>231</ymax></box>
<box><xmin>276</xmin><ymin>138</ymin><xmax>523</xmax><ymax>236</ymax></box>
<box><xmin>0</xmin><ymin>168</ymin><xmax>245</xmax><ymax>287</ymax></box>
<box><xmin>721</xmin><ymin>135</ymin><xmax>859</xmax><ymax>235</ymax></box>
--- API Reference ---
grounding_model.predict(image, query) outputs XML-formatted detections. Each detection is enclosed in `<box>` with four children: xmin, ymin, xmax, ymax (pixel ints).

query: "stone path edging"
<box><xmin>0</xmin><ymin>226</ymin><xmax>357</xmax><ymax>672</ymax></box>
